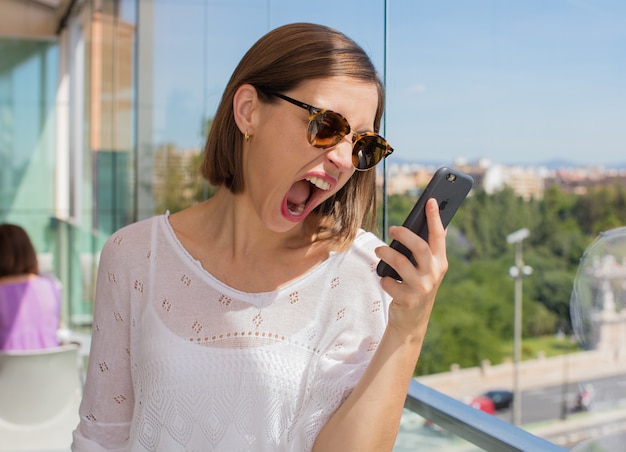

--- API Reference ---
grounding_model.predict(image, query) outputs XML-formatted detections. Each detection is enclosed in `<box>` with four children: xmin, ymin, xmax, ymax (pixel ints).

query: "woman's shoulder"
<box><xmin>99</xmin><ymin>214</ymin><xmax>167</xmax><ymax>264</ymax></box>
<box><xmin>105</xmin><ymin>214</ymin><xmax>165</xmax><ymax>244</ymax></box>
<box><xmin>352</xmin><ymin>229</ymin><xmax>387</xmax><ymax>251</ymax></box>
<box><xmin>329</xmin><ymin>229</ymin><xmax>386</xmax><ymax>275</ymax></box>
<box><xmin>0</xmin><ymin>274</ymin><xmax>60</xmax><ymax>299</ymax></box>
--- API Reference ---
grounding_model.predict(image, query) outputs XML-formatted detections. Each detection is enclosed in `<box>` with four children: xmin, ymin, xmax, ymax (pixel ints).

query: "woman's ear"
<box><xmin>233</xmin><ymin>84</ymin><xmax>258</xmax><ymax>136</ymax></box>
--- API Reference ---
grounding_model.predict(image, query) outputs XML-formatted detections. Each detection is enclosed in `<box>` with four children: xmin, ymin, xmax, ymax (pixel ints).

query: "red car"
<box><xmin>469</xmin><ymin>395</ymin><xmax>496</xmax><ymax>415</ymax></box>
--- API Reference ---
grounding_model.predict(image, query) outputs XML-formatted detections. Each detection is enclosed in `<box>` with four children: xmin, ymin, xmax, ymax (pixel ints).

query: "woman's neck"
<box><xmin>0</xmin><ymin>273</ymin><xmax>38</xmax><ymax>285</ymax></box>
<box><xmin>167</xmin><ymin>191</ymin><xmax>335</xmax><ymax>292</ymax></box>
<box><xmin>184</xmin><ymin>189</ymin><xmax>316</xmax><ymax>256</ymax></box>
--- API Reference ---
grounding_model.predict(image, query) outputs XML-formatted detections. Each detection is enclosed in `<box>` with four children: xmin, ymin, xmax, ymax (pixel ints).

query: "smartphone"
<box><xmin>376</xmin><ymin>167</ymin><xmax>474</xmax><ymax>281</ymax></box>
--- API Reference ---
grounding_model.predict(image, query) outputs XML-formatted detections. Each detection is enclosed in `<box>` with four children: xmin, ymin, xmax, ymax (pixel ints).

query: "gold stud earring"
<box><xmin>244</xmin><ymin>131</ymin><xmax>250</xmax><ymax>142</ymax></box>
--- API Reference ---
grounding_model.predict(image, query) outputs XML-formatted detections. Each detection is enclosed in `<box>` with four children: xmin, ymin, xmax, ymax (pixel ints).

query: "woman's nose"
<box><xmin>325</xmin><ymin>136</ymin><xmax>354</xmax><ymax>172</ymax></box>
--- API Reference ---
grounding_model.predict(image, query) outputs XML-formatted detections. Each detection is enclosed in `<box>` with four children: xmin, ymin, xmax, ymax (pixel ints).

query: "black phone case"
<box><xmin>376</xmin><ymin>167</ymin><xmax>474</xmax><ymax>280</ymax></box>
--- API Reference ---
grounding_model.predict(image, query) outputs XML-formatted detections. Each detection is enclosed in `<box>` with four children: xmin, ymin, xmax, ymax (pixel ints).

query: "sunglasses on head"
<box><xmin>257</xmin><ymin>87</ymin><xmax>393</xmax><ymax>171</ymax></box>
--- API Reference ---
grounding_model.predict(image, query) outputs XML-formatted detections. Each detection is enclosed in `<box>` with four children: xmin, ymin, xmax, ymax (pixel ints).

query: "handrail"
<box><xmin>405</xmin><ymin>379</ymin><xmax>568</xmax><ymax>451</ymax></box>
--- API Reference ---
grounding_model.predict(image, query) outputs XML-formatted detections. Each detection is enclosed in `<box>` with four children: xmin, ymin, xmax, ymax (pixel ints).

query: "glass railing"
<box><xmin>395</xmin><ymin>379</ymin><xmax>568</xmax><ymax>451</ymax></box>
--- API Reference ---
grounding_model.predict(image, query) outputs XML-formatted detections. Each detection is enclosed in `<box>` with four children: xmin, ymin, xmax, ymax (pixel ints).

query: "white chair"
<box><xmin>0</xmin><ymin>344</ymin><xmax>82</xmax><ymax>451</ymax></box>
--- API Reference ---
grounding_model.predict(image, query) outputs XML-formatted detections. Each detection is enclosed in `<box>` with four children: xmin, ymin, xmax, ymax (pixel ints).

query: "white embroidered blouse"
<box><xmin>72</xmin><ymin>214</ymin><xmax>392</xmax><ymax>451</ymax></box>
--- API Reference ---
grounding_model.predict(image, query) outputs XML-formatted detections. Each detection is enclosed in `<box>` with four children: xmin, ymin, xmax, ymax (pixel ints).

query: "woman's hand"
<box><xmin>375</xmin><ymin>197</ymin><xmax>449</xmax><ymax>343</ymax></box>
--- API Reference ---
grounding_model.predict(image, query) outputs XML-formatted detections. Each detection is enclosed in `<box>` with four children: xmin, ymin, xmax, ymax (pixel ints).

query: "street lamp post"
<box><xmin>507</xmin><ymin>228</ymin><xmax>532</xmax><ymax>426</ymax></box>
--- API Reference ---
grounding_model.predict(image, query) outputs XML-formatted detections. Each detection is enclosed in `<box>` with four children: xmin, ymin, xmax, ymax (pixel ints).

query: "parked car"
<box><xmin>482</xmin><ymin>390</ymin><xmax>514</xmax><ymax>410</ymax></box>
<box><xmin>469</xmin><ymin>395</ymin><xmax>496</xmax><ymax>415</ymax></box>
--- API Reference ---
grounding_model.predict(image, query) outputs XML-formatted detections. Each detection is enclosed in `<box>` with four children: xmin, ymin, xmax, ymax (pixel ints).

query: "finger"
<box><xmin>425</xmin><ymin>198</ymin><xmax>447</xmax><ymax>257</ymax></box>
<box><xmin>375</xmin><ymin>241</ymin><xmax>417</xmax><ymax>284</ymax></box>
<box><xmin>374</xmin><ymin>231</ymin><xmax>428</xmax><ymax>288</ymax></box>
<box><xmin>389</xmin><ymin>225</ymin><xmax>430</xmax><ymax>255</ymax></box>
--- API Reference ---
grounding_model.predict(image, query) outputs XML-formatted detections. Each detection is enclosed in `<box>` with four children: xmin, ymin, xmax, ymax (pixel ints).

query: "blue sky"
<box><xmin>147</xmin><ymin>0</ymin><xmax>626</xmax><ymax>166</ymax></box>
<box><xmin>382</xmin><ymin>1</ymin><xmax>626</xmax><ymax>166</ymax></box>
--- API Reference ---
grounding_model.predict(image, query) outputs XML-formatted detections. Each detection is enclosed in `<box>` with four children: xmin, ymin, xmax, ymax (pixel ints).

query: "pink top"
<box><xmin>0</xmin><ymin>275</ymin><xmax>61</xmax><ymax>351</ymax></box>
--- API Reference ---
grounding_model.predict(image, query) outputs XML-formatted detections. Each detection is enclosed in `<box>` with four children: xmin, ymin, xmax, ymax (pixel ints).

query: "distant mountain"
<box><xmin>538</xmin><ymin>159</ymin><xmax>626</xmax><ymax>170</ymax></box>
<box><xmin>387</xmin><ymin>157</ymin><xmax>626</xmax><ymax>170</ymax></box>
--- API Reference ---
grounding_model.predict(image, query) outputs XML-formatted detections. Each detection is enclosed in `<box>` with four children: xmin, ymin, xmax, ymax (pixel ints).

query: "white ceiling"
<box><xmin>0</xmin><ymin>0</ymin><xmax>76</xmax><ymax>39</ymax></box>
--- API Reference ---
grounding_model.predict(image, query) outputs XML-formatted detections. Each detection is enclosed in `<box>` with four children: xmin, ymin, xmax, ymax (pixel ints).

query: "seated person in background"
<box><xmin>0</xmin><ymin>223</ymin><xmax>61</xmax><ymax>351</ymax></box>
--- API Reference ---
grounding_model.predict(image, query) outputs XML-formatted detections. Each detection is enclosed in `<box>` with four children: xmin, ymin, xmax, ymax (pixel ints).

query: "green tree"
<box><xmin>455</xmin><ymin>188</ymin><xmax>539</xmax><ymax>260</ymax></box>
<box><xmin>574</xmin><ymin>182</ymin><xmax>626</xmax><ymax>235</ymax></box>
<box><xmin>418</xmin><ymin>275</ymin><xmax>504</xmax><ymax>375</ymax></box>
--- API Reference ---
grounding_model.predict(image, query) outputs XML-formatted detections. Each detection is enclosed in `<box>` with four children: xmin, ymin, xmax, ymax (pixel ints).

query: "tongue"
<box><xmin>287</xmin><ymin>180</ymin><xmax>311</xmax><ymax>213</ymax></box>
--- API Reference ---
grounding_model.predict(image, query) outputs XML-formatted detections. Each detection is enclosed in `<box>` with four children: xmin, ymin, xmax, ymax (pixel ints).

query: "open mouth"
<box><xmin>284</xmin><ymin>175</ymin><xmax>332</xmax><ymax>219</ymax></box>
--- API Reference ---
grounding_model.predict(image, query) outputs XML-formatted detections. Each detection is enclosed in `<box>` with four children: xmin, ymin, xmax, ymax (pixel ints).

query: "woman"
<box><xmin>0</xmin><ymin>223</ymin><xmax>61</xmax><ymax>350</ymax></box>
<box><xmin>73</xmin><ymin>23</ymin><xmax>448</xmax><ymax>451</ymax></box>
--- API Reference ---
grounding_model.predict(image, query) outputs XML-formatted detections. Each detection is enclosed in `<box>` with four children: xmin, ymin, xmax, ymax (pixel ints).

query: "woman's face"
<box><xmin>241</xmin><ymin>77</ymin><xmax>379</xmax><ymax>234</ymax></box>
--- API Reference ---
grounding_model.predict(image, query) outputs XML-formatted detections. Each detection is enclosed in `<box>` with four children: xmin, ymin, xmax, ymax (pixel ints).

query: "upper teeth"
<box><xmin>306</xmin><ymin>176</ymin><xmax>331</xmax><ymax>191</ymax></box>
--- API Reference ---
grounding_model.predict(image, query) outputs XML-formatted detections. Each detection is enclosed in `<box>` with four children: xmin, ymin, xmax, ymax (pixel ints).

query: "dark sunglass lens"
<box><xmin>308</xmin><ymin>112</ymin><xmax>349</xmax><ymax>148</ymax></box>
<box><xmin>353</xmin><ymin>136</ymin><xmax>387</xmax><ymax>170</ymax></box>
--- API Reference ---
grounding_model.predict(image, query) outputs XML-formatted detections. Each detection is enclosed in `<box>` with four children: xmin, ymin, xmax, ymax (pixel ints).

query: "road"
<box><xmin>495</xmin><ymin>373</ymin><xmax>626</xmax><ymax>425</ymax></box>
<box><xmin>394</xmin><ymin>373</ymin><xmax>626</xmax><ymax>451</ymax></box>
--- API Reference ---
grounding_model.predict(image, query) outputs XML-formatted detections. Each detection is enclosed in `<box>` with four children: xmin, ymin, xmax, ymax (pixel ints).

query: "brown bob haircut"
<box><xmin>200</xmin><ymin>22</ymin><xmax>385</xmax><ymax>249</ymax></box>
<box><xmin>0</xmin><ymin>223</ymin><xmax>39</xmax><ymax>277</ymax></box>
